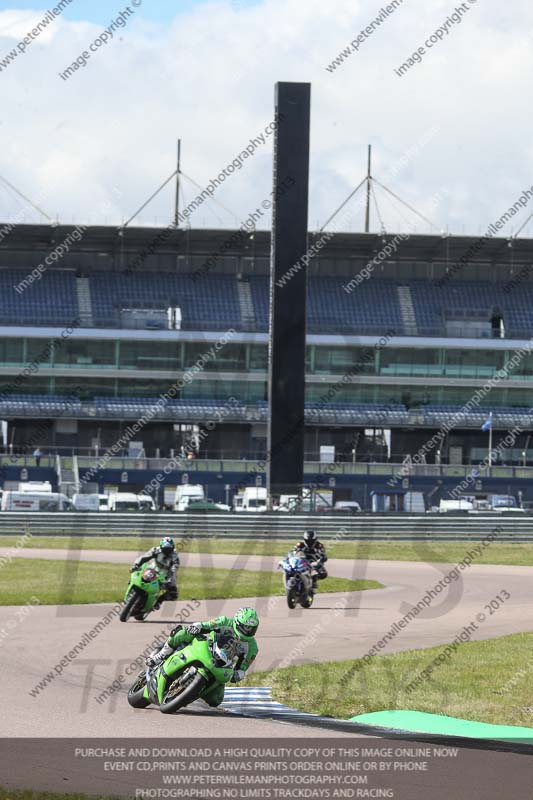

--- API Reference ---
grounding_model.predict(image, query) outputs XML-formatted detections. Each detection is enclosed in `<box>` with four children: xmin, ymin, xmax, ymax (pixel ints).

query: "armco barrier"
<box><xmin>0</xmin><ymin>512</ymin><xmax>532</xmax><ymax>541</ymax></box>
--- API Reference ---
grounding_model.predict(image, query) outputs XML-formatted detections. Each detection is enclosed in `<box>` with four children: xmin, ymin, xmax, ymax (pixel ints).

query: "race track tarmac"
<box><xmin>2</xmin><ymin>546</ymin><xmax>533</xmax><ymax>740</ymax></box>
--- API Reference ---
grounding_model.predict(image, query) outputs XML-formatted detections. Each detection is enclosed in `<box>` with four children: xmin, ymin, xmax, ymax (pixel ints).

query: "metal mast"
<box><xmin>364</xmin><ymin>144</ymin><xmax>372</xmax><ymax>233</ymax></box>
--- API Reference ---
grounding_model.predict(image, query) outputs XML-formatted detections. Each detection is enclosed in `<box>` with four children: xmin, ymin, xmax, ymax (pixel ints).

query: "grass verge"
<box><xmin>0</xmin><ymin>557</ymin><xmax>382</xmax><ymax>605</ymax></box>
<box><xmin>244</xmin><ymin>631</ymin><xmax>533</xmax><ymax>728</ymax></box>
<box><xmin>1</xmin><ymin>535</ymin><xmax>532</xmax><ymax>566</ymax></box>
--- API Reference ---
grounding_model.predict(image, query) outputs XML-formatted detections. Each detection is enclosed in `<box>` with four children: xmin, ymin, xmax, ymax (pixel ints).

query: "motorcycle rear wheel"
<box><xmin>301</xmin><ymin>592</ymin><xmax>314</xmax><ymax>609</ymax></box>
<box><xmin>128</xmin><ymin>670</ymin><xmax>151</xmax><ymax>708</ymax></box>
<box><xmin>120</xmin><ymin>589</ymin><xmax>144</xmax><ymax>622</ymax></box>
<box><xmin>160</xmin><ymin>672</ymin><xmax>208</xmax><ymax>714</ymax></box>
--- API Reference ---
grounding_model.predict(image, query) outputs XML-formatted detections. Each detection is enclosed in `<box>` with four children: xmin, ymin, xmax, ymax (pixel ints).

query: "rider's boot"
<box><xmin>153</xmin><ymin>594</ymin><xmax>166</xmax><ymax>611</ymax></box>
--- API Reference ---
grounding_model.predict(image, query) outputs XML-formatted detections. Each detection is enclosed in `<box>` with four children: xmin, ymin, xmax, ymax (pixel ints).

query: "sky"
<box><xmin>0</xmin><ymin>0</ymin><xmax>531</xmax><ymax>236</ymax></box>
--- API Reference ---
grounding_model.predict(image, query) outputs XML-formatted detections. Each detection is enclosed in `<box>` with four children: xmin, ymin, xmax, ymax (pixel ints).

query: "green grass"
<box><xmin>3</xmin><ymin>534</ymin><xmax>533</xmax><ymax>566</ymax></box>
<box><xmin>0</xmin><ymin>558</ymin><xmax>382</xmax><ymax>605</ymax></box>
<box><xmin>244</xmin><ymin>632</ymin><xmax>533</xmax><ymax>728</ymax></box>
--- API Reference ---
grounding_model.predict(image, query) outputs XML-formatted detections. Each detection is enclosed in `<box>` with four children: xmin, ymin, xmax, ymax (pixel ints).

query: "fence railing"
<box><xmin>0</xmin><ymin>512</ymin><xmax>531</xmax><ymax>541</ymax></box>
<box><xmin>2</xmin><ymin>454</ymin><xmax>533</xmax><ymax>481</ymax></box>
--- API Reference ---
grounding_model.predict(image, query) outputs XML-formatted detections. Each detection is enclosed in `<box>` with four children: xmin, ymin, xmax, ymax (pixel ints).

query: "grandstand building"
<box><xmin>0</xmin><ymin>223</ymin><xmax>532</xmax><ymax>507</ymax></box>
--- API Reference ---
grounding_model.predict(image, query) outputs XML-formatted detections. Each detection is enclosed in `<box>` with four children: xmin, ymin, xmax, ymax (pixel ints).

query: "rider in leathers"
<box><xmin>131</xmin><ymin>537</ymin><xmax>179</xmax><ymax>608</ymax></box>
<box><xmin>292</xmin><ymin>529</ymin><xmax>328</xmax><ymax>588</ymax></box>
<box><xmin>146</xmin><ymin>608</ymin><xmax>259</xmax><ymax>707</ymax></box>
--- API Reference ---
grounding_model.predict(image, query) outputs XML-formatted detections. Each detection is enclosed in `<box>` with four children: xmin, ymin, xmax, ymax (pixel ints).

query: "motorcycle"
<box><xmin>279</xmin><ymin>553</ymin><xmax>314</xmax><ymax>609</ymax></box>
<box><xmin>127</xmin><ymin>630</ymin><xmax>236</xmax><ymax>714</ymax></box>
<box><xmin>120</xmin><ymin>560</ymin><xmax>167</xmax><ymax>622</ymax></box>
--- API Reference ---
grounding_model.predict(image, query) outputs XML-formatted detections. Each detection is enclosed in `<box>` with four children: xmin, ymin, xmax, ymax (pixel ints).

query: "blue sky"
<box><xmin>0</xmin><ymin>0</ymin><xmax>261</xmax><ymax>25</ymax></box>
<box><xmin>0</xmin><ymin>0</ymin><xmax>531</xmax><ymax>234</ymax></box>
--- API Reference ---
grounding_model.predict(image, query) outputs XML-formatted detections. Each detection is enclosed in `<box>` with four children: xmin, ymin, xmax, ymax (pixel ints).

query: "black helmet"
<box><xmin>303</xmin><ymin>530</ymin><xmax>316</xmax><ymax>545</ymax></box>
<box><xmin>160</xmin><ymin>537</ymin><xmax>175</xmax><ymax>555</ymax></box>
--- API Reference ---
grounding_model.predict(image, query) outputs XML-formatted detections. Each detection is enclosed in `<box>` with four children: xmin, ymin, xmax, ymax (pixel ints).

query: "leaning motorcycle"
<box><xmin>279</xmin><ymin>554</ymin><xmax>314</xmax><ymax>609</ymax></box>
<box><xmin>127</xmin><ymin>630</ymin><xmax>235</xmax><ymax>714</ymax></box>
<box><xmin>120</xmin><ymin>561</ymin><xmax>167</xmax><ymax>622</ymax></box>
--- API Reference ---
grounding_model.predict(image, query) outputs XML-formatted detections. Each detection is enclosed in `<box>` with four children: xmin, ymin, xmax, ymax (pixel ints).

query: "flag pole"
<box><xmin>487</xmin><ymin>413</ymin><xmax>493</xmax><ymax>472</ymax></box>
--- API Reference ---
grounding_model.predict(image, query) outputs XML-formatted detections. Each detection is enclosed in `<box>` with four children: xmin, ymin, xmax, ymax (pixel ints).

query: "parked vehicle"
<box><xmin>98</xmin><ymin>494</ymin><xmax>110</xmax><ymax>511</ymax></box>
<box><xmin>274</xmin><ymin>494</ymin><xmax>298</xmax><ymax>512</ymax></box>
<box><xmin>186</xmin><ymin>499</ymin><xmax>230</xmax><ymax>512</ymax></box>
<box><xmin>127</xmin><ymin>629</ymin><xmax>236</xmax><ymax>713</ymax></box>
<box><xmin>332</xmin><ymin>501</ymin><xmax>362</xmax><ymax>514</ymax></box>
<box><xmin>439</xmin><ymin>498</ymin><xmax>475</xmax><ymax>513</ymax></box>
<box><xmin>174</xmin><ymin>484</ymin><xmax>205</xmax><ymax>511</ymax></box>
<box><xmin>72</xmin><ymin>493</ymin><xmax>101</xmax><ymax>512</ymax></box>
<box><xmin>273</xmin><ymin>494</ymin><xmax>311</xmax><ymax>512</ymax></box>
<box><xmin>279</xmin><ymin>553</ymin><xmax>314</xmax><ymax>609</ymax></box>
<box><xmin>138</xmin><ymin>494</ymin><xmax>157</xmax><ymax>512</ymax></box>
<box><xmin>1</xmin><ymin>491</ymin><xmax>72</xmax><ymax>511</ymax></box>
<box><xmin>468</xmin><ymin>494</ymin><xmax>525</xmax><ymax>514</ymax></box>
<box><xmin>241</xmin><ymin>487</ymin><xmax>267</xmax><ymax>512</ymax></box>
<box><xmin>120</xmin><ymin>561</ymin><xmax>166</xmax><ymax>622</ymax></box>
<box><xmin>18</xmin><ymin>481</ymin><xmax>52</xmax><ymax>493</ymax></box>
<box><xmin>109</xmin><ymin>492</ymin><xmax>141</xmax><ymax>512</ymax></box>
<box><xmin>233</xmin><ymin>494</ymin><xmax>244</xmax><ymax>512</ymax></box>
<box><xmin>438</xmin><ymin>494</ymin><xmax>524</xmax><ymax>514</ymax></box>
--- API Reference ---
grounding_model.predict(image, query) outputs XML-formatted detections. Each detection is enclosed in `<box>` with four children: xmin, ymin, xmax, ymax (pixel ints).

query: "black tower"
<box><xmin>267</xmin><ymin>81</ymin><xmax>311</xmax><ymax>503</ymax></box>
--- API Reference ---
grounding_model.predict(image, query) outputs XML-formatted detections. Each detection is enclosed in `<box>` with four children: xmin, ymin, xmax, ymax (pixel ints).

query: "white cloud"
<box><xmin>0</xmin><ymin>0</ymin><xmax>531</xmax><ymax>236</ymax></box>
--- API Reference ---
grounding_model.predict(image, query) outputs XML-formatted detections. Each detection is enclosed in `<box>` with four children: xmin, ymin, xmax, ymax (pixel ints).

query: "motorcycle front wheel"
<box><xmin>301</xmin><ymin>591</ymin><xmax>314</xmax><ymax>609</ymax></box>
<box><xmin>286</xmin><ymin>587</ymin><xmax>297</xmax><ymax>609</ymax></box>
<box><xmin>120</xmin><ymin>589</ymin><xmax>145</xmax><ymax>622</ymax></box>
<box><xmin>160</xmin><ymin>672</ymin><xmax>208</xmax><ymax>714</ymax></box>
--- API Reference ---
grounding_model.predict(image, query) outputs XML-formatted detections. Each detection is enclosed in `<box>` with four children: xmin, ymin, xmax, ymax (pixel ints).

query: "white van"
<box><xmin>1</xmin><ymin>491</ymin><xmax>72</xmax><ymax>511</ymax></box>
<box><xmin>72</xmin><ymin>494</ymin><xmax>101</xmax><ymax>512</ymax></box>
<box><xmin>333</xmin><ymin>501</ymin><xmax>362</xmax><ymax>514</ymax></box>
<box><xmin>18</xmin><ymin>481</ymin><xmax>52</xmax><ymax>493</ymax></box>
<box><xmin>488</xmin><ymin>494</ymin><xmax>524</xmax><ymax>513</ymax></box>
<box><xmin>174</xmin><ymin>484</ymin><xmax>205</xmax><ymax>511</ymax></box>
<box><xmin>108</xmin><ymin>492</ymin><xmax>141</xmax><ymax>512</ymax></box>
<box><xmin>242</xmin><ymin>487</ymin><xmax>267</xmax><ymax>512</ymax></box>
<box><xmin>439</xmin><ymin>497</ymin><xmax>475</xmax><ymax>513</ymax></box>
<box><xmin>274</xmin><ymin>494</ymin><xmax>299</xmax><ymax>512</ymax></box>
<box><xmin>233</xmin><ymin>494</ymin><xmax>244</xmax><ymax>512</ymax></box>
<box><xmin>98</xmin><ymin>494</ymin><xmax>110</xmax><ymax>511</ymax></box>
<box><xmin>138</xmin><ymin>494</ymin><xmax>157</xmax><ymax>512</ymax></box>
<box><xmin>468</xmin><ymin>494</ymin><xmax>525</xmax><ymax>514</ymax></box>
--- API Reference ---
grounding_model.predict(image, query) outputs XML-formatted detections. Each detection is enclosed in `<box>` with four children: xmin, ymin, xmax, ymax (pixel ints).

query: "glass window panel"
<box><xmin>380</xmin><ymin>348</ymin><xmax>440</xmax><ymax>376</ymax></box>
<box><xmin>444</xmin><ymin>349</ymin><xmax>504</xmax><ymax>378</ymax></box>
<box><xmin>314</xmin><ymin>346</ymin><xmax>376</xmax><ymax>374</ymax></box>
<box><xmin>249</xmin><ymin>345</ymin><xmax>267</xmax><ymax>371</ymax></box>
<box><xmin>26</xmin><ymin>339</ymin><xmax>54</xmax><ymax>366</ymax></box>
<box><xmin>0</xmin><ymin>338</ymin><xmax>24</xmax><ymax>365</ymax></box>
<box><xmin>119</xmin><ymin>341</ymin><xmax>180</xmax><ymax>370</ymax></box>
<box><xmin>184</xmin><ymin>343</ymin><xmax>246</xmax><ymax>372</ymax></box>
<box><xmin>509</xmin><ymin>352</ymin><xmax>533</xmax><ymax>377</ymax></box>
<box><xmin>54</xmin><ymin>339</ymin><xmax>116</xmax><ymax>367</ymax></box>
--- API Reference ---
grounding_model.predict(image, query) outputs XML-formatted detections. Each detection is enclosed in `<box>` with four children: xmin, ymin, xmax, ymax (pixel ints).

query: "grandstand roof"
<box><xmin>0</xmin><ymin>225</ymin><xmax>530</xmax><ymax>269</ymax></box>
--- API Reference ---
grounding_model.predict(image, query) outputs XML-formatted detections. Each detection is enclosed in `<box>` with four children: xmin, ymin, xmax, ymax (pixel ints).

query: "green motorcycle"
<box><xmin>120</xmin><ymin>561</ymin><xmax>166</xmax><ymax>622</ymax></box>
<box><xmin>127</xmin><ymin>631</ymin><xmax>235</xmax><ymax>714</ymax></box>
